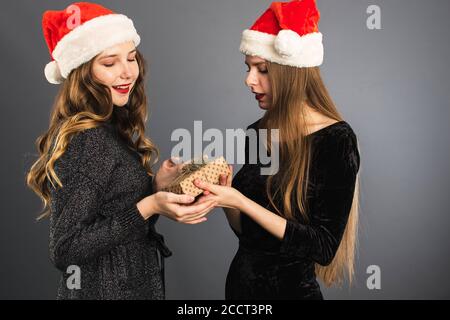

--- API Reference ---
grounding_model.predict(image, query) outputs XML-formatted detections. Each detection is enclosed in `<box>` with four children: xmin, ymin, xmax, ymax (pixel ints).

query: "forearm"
<box><xmin>50</xmin><ymin>173</ymin><xmax>150</xmax><ymax>271</ymax></box>
<box><xmin>136</xmin><ymin>194</ymin><xmax>159</xmax><ymax>220</ymax></box>
<box><xmin>236</xmin><ymin>193</ymin><xmax>287</xmax><ymax>240</ymax></box>
<box><xmin>50</xmin><ymin>204</ymin><xmax>147</xmax><ymax>270</ymax></box>
<box><xmin>234</xmin><ymin>185</ymin><xmax>356</xmax><ymax>265</ymax></box>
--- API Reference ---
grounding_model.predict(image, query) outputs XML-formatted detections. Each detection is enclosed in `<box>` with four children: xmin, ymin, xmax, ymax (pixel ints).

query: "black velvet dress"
<box><xmin>226</xmin><ymin>119</ymin><xmax>360</xmax><ymax>300</ymax></box>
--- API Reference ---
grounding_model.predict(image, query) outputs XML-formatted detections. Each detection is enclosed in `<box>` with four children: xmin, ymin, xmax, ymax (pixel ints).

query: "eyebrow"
<box><xmin>99</xmin><ymin>49</ymin><xmax>137</xmax><ymax>59</ymax></box>
<box><xmin>245</xmin><ymin>62</ymin><xmax>267</xmax><ymax>67</ymax></box>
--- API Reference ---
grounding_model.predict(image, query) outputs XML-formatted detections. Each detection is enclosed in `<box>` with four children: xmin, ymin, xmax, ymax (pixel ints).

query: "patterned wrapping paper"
<box><xmin>162</xmin><ymin>156</ymin><xmax>231</xmax><ymax>197</ymax></box>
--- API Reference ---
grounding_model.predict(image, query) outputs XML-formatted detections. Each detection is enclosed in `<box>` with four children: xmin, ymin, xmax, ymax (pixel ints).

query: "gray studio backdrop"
<box><xmin>1</xmin><ymin>0</ymin><xmax>449</xmax><ymax>299</ymax></box>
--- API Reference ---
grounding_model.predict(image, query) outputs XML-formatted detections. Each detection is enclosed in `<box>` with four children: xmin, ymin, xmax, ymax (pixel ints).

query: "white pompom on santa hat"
<box><xmin>240</xmin><ymin>0</ymin><xmax>324</xmax><ymax>68</ymax></box>
<box><xmin>42</xmin><ymin>2</ymin><xmax>141</xmax><ymax>84</ymax></box>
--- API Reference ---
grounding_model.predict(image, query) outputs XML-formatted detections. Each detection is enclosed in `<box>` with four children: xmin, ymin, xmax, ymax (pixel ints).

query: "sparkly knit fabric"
<box><xmin>227</xmin><ymin>119</ymin><xmax>360</xmax><ymax>299</ymax></box>
<box><xmin>48</xmin><ymin>121</ymin><xmax>171</xmax><ymax>300</ymax></box>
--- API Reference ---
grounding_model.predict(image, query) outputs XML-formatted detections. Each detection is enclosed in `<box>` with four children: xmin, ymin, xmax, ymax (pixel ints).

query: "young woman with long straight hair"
<box><xmin>194</xmin><ymin>0</ymin><xmax>361</xmax><ymax>299</ymax></box>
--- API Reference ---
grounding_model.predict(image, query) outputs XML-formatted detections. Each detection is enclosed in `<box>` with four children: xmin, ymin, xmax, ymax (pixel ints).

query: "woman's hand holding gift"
<box><xmin>194</xmin><ymin>165</ymin><xmax>243</xmax><ymax>210</ymax></box>
<box><xmin>153</xmin><ymin>157</ymin><xmax>185</xmax><ymax>191</ymax></box>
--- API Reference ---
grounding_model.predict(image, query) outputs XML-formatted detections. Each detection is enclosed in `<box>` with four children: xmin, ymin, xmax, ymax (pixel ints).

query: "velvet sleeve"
<box><xmin>48</xmin><ymin>127</ymin><xmax>148</xmax><ymax>271</ymax></box>
<box><xmin>279</xmin><ymin>132</ymin><xmax>360</xmax><ymax>266</ymax></box>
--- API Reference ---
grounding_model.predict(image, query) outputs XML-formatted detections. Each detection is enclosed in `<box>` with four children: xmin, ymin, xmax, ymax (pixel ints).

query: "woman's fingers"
<box><xmin>227</xmin><ymin>165</ymin><xmax>233</xmax><ymax>186</ymax></box>
<box><xmin>178</xmin><ymin>199</ymin><xmax>215</xmax><ymax>216</ymax></box>
<box><xmin>219</xmin><ymin>174</ymin><xmax>227</xmax><ymax>186</ymax></box>
<box><xmin>196</xmin><ymin>194</ymin><xmax>216</xmax><ymax>204</ymax></box>
<box><xmin>182</xmin><ymin>203</ymin><xmax>216</xmax><ymax>222</ymax></box>
<box><xmin>167</xmin><ymin>192</ymin><xmax>196</xmax><ymax>204</ymax></box>
<box><xmin>194</xmin><ymin>179</ymin><xmax>220</xmax><ymax>194</ymax></box>
<box><xmin>167</xmin><ymin>157</ymin><xmax>186</xmax><ymax>174</ymax></box>
<box><xmin>162</xmin><ymin>158</ymin><xmax>182</xmax><ymax>174</ymax></box>
<box><xmin>184</xmin><ymin>217</ymin><xmax>208</xmax><ymax>225</ymax></box>
<box><xmin>179</xmin><ymin>200</ymin><xmax>217</xmax><ymax>222</ymax></box>
<box><xmin>170</xmin><ymin>156</ymin><xmax>183</xmax><ymax>165</ymax></box>
<box><xmin>164</xmin><ymin>158</ymin><xmax>176</xmax><ymax>168</ymax></box>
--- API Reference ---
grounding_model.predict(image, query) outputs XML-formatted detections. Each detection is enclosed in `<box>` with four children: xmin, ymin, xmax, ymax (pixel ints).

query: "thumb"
<box><xmin>170</xmin><ymin>156</ymin><xmax>183</xmax><ymax>165</ymax></box>
<box><xmin>163</xmin><ymin>158</ymin><xmax>176</xmax><ymax>169</ymax></box>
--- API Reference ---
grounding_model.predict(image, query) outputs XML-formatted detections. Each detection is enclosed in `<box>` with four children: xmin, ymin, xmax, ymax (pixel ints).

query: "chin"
<box><xmin>112</xmin><ymin>98</ymin><xmax>129</xmax><ymax>107</ymax></box>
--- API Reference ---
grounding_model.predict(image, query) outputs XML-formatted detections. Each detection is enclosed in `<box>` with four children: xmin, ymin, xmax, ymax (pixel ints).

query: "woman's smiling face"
<box><xmin>244</xmin><ymin>55</ymin><xmax>273</xmax><ymax>110</ymax></box>
<box><xmin>92</xmin><ymin>41</ymin><xmax>139</xmax><ymax>107</ymax></box>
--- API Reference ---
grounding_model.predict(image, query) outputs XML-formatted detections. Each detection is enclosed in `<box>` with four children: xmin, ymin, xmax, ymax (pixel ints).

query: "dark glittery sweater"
<box><xmin>48</xmin><ymin>122</ymin><xmax>171</xmax><ymax>300</ymax></box>
<box><xmin>227</xmin><ymin>119</ymin><xmax>360</xmax><ymax>300</ymax></box>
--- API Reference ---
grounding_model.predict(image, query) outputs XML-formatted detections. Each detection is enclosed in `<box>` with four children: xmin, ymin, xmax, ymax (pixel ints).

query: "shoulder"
<box><xmin>77</xmin><ymin>122</ymin><xmax>117</xmax><ymax>142</ymax></box>
<box><xmin>312</xmin><ymin>121</ymin><xmax>360</xmax><ymax>176</ymax></box>
<box><xmin>64</xmin><ymin>124</ymin><xmax>117</xmax><ymax>160</ymax></box>
<box><xmin>55</xmin><ymin>124</ymin><xmax>119</xmax><ymax>186</ymax></box>
<box><xmin>312</xmin><ymin>121</ymin><xmax>358</xmax><ymax>150</ymax></box>
<box><xmin>77</xmin><ymin>124</ymin><xmax>117</xmax><ymax>153</ymax></box>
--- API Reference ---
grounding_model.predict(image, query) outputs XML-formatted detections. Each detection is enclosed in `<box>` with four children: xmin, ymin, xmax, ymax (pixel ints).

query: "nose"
<box><xmin>245</xmin><ymin>70</ymin><xmax>258</xmax><ymax>88</ymax></box>
<box><xmin>120</xmin><ymin>62</ymin><xmax>133</xmax><ymax>79</ymax></box>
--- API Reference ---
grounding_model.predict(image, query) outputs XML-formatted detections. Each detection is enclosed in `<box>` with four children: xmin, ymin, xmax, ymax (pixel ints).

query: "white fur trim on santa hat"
<box><xmin>46</xmin><ymin>14</ymin><xmax>140</xmax><ymax>84</ymax></box>
<box><xmin>240</xmin><ymin>29</ymin><xmax>323</xmax><ymax>68</ymax></box>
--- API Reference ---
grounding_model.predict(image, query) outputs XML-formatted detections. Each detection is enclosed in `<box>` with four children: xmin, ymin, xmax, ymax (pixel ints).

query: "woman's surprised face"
<box><xmin>244</xmin><ymin>55</ymin><xmax>272</xmax><ymax>110</ymax></box>
<box><xmin>92</xmin><ymin>41</ymin><xmax>139</xmax><ymax>107</ymax></box>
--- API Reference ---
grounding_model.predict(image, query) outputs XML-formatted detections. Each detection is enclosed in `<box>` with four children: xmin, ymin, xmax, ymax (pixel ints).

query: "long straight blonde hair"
<box><xmin>26</xmin><ymin>50</ymin><xmax>159</xmax><ymax>220</ymax></box>
<box><xmin>260</xmin><ymin>62</ymin><xmax>360</xmax><ymax>287</ymax></box>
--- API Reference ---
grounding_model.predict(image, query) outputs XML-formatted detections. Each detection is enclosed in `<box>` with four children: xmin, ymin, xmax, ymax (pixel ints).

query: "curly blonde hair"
<box><xmin>26</xmin><ymin>50</ymin><xmax>158</xmax><ymax>220</ymax></box>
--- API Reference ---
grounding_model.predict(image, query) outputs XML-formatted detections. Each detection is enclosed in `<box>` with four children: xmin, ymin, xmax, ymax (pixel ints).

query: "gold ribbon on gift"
<box><xmin>169</xmin><ymin>157</ymin><xmax>208</xmax><ymax>186</ymax></box>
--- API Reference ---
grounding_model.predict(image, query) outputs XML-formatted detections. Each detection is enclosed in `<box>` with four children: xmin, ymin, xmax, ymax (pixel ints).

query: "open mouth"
<box><xmin>112</xmin><ymin>84</ymin><xmax>131</xmax><ymax>94</ymax></box>
<box><xmin>255</xmin><ymin>93</ymin><xmax>265</xmax><ymax>101</ymax></box>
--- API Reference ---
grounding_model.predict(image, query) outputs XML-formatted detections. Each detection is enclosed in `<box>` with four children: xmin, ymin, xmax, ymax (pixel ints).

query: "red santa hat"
<box><xmin>240</xmin><ymin>0</ymin><xmax>323</xmax><ymax>68</ymax></box>
<box><xmin>42</xmin><ymin>2</ymin><xmax>141</xmax><ymax>84</ymax></box>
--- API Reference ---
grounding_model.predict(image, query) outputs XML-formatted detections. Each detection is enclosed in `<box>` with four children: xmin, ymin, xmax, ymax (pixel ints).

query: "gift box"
<box><xmin>162</xmin><ymin>156</ymin><xmax>231</xmax><ymax>197</ymax></box>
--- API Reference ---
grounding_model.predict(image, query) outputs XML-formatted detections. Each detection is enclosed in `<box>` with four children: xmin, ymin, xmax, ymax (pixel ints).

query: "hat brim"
<box><xmin>240</xmin><ymin>29</ymin><xmax>323</xmax><ymax>68</ymax></box>
<box><xmin>46</xmin><ymin>13</ymin><xmax>140</xmax><ymax>83</ymax></box>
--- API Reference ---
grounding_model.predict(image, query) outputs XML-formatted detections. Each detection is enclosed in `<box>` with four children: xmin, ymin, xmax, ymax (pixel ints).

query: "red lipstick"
<box><xmin>112</xmin><ymin>84</ymin><xmax>131</xmax><ymax>94</ymax></box>
<box><xmin>255</xmin><ymin>93</ymin><xmax>265</xmax><ymax>101</ymax></box>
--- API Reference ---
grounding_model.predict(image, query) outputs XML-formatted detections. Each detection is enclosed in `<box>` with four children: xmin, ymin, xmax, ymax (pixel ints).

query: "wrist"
<box><xmin>152</xmin><ymin>177</ymin><xmax>159</xmax><ymax>192</ymax></box>
<box><xmin>137</xmin><ymin>194</ymin><xmax>158</xmax><ymax>220</ymax></box>
<box><xmin>232</xmin><ymin>189</ymin><xmax>246</xmax><ymax>211</ymax></box>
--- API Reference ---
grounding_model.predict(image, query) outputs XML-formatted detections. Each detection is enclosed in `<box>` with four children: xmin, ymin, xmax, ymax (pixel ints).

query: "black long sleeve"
<box><xmin>49</xmin><ymin>172</ymin><xmax>147</xmax><ymax>271</ymax></box>
<box><xmin>47</xmin><ymin>123</ymin><xmax>165</xmax><ymax>299</ymax></box>
<box><xmin>228</xmin><ymin>119</ymin><xmax>360</xmax><ymax>299</ymax></box>
<box><xmin>49</xmin><ymin>126</ymin><xmax>149</xmax><ymax>270</ymax></box>
<box><xmin>279</xmin><ymin>131</ymin><xmax>360</xmax><ymax>265</ymax></box>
